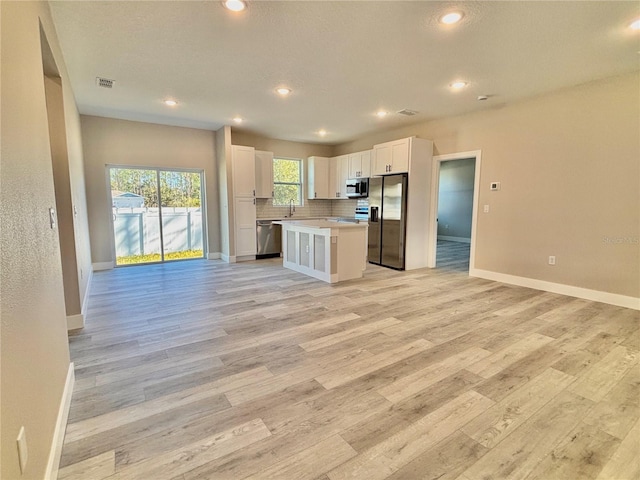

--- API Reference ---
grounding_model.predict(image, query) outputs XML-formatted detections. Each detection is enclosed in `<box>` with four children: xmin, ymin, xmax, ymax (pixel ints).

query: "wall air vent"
<box><xmin>96</xmin><ymin>77</ymin><xmax>115</xmax><ymax>89</ymax></box>
<box><xmin>397</xmin><ymin>109</ymin><xmax>419</xmax><ymax>116</ymax></box>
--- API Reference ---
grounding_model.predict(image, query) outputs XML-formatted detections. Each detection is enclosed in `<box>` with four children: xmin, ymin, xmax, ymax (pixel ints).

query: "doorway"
<box><xmin>108</xmin><ymin>167</ymin><xmax>205</xmax><ymax>266</ymax></box>
<box><xmin>427</xmin><ymin>150</ymin><xmax>481</xmax><ymax>272</ymax></box>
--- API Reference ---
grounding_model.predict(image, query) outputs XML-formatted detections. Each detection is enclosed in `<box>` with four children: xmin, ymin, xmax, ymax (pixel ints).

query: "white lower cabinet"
<box><xmin>234</xmin><ymin>197</ymin><xmax>257</xmax><ymax>257</ymax></box>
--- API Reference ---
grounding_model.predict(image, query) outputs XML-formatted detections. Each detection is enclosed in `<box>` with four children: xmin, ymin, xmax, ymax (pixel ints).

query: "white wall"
<box><xmin>1</xmin><ymin>1</ymin><xmax>87</xmax><ymax>477</ymax></box>
<box><xmin>81</xmin><ymin>116</ymin><xmax>220</xmax><ymax>263</ymax></box>
<box><xmin>336</xmin><ymin>73</ymin><xmax>640</xmax><ymax>299</ymax></box>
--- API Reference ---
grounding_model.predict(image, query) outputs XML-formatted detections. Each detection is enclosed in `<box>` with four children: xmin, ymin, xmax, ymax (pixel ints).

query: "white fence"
<box><xmin>113</xmin><ymin>207</ymin><xmax>203</xmax><ymax>257</ymax></box>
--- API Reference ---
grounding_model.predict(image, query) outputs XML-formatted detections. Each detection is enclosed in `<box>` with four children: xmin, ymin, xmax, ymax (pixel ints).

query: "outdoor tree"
<box><xmin>273</xmin><ymin>158</ymin><xmax>301</xmax><ymax>206</ymax></box>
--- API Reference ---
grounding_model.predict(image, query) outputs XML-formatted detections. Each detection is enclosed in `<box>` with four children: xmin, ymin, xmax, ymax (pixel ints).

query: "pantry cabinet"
<box><xmin>231</xmin><ymin>144</ymin><xmax>257</xmax><ymax>258</ymax></box>
<box><xmin>232</xmin><ymin>145</ymin><xmax>256</xmax><ymax>197</ymax></box>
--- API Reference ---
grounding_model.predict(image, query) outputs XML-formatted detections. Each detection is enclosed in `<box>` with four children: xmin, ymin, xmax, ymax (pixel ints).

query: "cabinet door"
<box><xmin>330</xmin><ymin>155</ymin><xmax>349</xmax><ymax>198</ymax></box>
<box><xmin>360</xmin><ymin>150</ymin><xmax>371</xmax><ymax>177</ymax></box>
<box><xmin>255</xmin><ymin>150</ymin><xmax>274</xmax><ymax>198</ymax></box>
<box><xmin>390</xmin><ymin>139</ymin><xmax>409</xmax><ymax>173</ymax></box>
<box><xmin>235</xmin><ymin>197</ymin><xmax>256</xmax><ymax>256</ymax></box>
<box><xmin>348</xmin><ymin>153</ymin><xmax>361</xmax><ymax>179</ymax></box>
<box><xmin>373</xmin><ymin>143</ymin><xmax>391</xmax><ymax>176</ymax></box>
<box><xmin>338</xmin><ymin>155</ymin><xmax>349</xmax><ymax>198</ymax></box>
<box><xmin>308</xmin><ymin>156</ymin><xmax>331</xmax><ymax>199</ymax></box>
<box><xmin>349</xmin><ymin>151</ymin><xmax>372</xmax><ymax>178</ymax></box>
<box><xmin>232</xmin><ymin>145</ymin><xmax>256</xmax><ymax>197</ymax></box>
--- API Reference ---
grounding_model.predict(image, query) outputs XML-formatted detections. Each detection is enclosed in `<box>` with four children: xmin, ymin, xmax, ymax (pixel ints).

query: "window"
<box><xmin>273</xmin><ymin>157</ymin><xmax>303</xmax><ymax>206</ymax></box>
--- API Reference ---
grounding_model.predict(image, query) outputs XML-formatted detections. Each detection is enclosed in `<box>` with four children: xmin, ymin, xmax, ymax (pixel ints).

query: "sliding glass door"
<box><xmin>109</xmin><ymin>167</ymin><xmax>205</xmax><ymax>266</ymax></box>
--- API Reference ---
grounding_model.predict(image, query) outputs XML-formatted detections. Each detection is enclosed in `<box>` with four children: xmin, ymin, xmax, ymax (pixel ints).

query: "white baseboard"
<box><xmin>207</xmin><ymin>252</ymin><xmax>221</xmax><ymax>260</ymax></box>
<box><xmin>470</xmin><ymin>268</ymin><xmax>640</xmax><ymax>310</ymax></box>
<box><xmin>92</xmin><ymin>261</ymin><xmax>114</xmax><ymax>271</ymax></box>
<box><xmin>438</xmin><ymin>235</ymin><xmax>471</xmax><ymax>244</ymax></box>
<box><xmin>236</xmin><ymin>255</ymin><xmax>256</xmax><ymax>262</ymax></box>
<box><xmin>45</xmin><ymin>362</ymin><xmax>75</xmax><ymax>480</ymax></box>
<box><xmin>221</xmin><ymin>253</ymin><xmax>236</xmax><ymax>263</ymax></box>
<box><xmin>66</xmin><ymin>313</ymin><xmax>84</xmax><ymax>330</ymax></box>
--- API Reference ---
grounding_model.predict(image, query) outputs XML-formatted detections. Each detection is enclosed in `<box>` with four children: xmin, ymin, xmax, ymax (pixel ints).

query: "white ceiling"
<box><xmin>50</xmin><ymin>1</ymin><xmax>640</xmax><ymax>145</ymax></box>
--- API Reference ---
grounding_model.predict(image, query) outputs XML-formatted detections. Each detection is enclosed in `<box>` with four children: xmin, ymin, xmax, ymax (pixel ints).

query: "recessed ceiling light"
<box><xmin>317</xmin><ymin>129</ymin><xmax>327</xmax><ymax>137</ymax></box>
<box><xmin>630</xmin><ymin>19</ymin><xmax>640</xmax><ymax>30</ymax></box>
<box><xmin>376</xmin><ymin>110</ymin><xmax>388</xmax><ymax>118</ymax></box>
<box><xmin>450</xmin><ymin>81</ymin><xmax>468</xmax><ymax>90</ymax></box>
<box><xmin>233</xmin><ymin>116</ymin><xmax>243</xmax><ymax>124</ymax></box>
<box><xmin>276</xmin><ymin>87</ymin><xmax>291</xmax><ymax>96</ymax></box>
<box><xmin>164</xmin><ymin>99</ymin><xmax>178</xmax><ymax>106</ymax></box>
<box><xmin>440</xmin><ymin>12</ymin><xmax>463</xmax><ymax>25</ymax></box>
<box><xmin>223</xmin><ymin>0</ymin><xmax>246</xmax><ymax>12</ymax></box>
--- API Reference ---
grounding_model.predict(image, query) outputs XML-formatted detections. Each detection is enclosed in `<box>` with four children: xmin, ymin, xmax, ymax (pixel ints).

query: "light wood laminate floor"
<box><xmin>59</xmin><ymin>258</ymin><xmax>639</xmax><ymax>480</ymax></box>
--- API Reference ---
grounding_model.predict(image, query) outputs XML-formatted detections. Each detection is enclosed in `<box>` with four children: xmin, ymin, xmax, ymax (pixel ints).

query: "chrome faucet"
<box><xmin>289</xmin><ymin>199</ymin><xmax>295</xmax><ymax>217</ymax></box>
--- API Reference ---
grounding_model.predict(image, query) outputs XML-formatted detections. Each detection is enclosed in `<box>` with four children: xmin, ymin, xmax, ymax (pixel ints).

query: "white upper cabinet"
<box><xmin>232</xmin><ymin>145</ymin><xmax>256</xmax><ymax>197</ymax></box>
<box><xmin>255</xmin><ymin>150</ymin><xmax>274</xmax><ymax>199</ymax></box>
<box><xmin>372</xmin><ymin>138</ymin><xmax>410</xmax><ymax>175</ymax></box>
<box><xmin>330</xmin><ymin>155</ymin><xmax>349</xmax><ymax>199</ymax></box>
<box><xmin>348</xmin><ymin>150</ymin><xmax>371</xmax><ymax>178</ymax></box>
<box><xmin>307</xmin><ymin>156</ymin><xmax>331</xmax><ymax>199</ymax></box>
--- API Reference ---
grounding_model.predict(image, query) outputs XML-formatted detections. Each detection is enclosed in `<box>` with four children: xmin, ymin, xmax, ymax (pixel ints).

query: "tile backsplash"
<box><xmin>256</xmin><ymin>198</ymin><xmax>359</xmax><ymax>219</ymax></box>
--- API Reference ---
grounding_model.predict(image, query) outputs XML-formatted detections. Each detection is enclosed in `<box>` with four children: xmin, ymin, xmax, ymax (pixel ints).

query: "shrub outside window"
<box><xmin>273</xmin><ymin>158</ymin><xmax>302</xmax><ymax>206</ymax></box>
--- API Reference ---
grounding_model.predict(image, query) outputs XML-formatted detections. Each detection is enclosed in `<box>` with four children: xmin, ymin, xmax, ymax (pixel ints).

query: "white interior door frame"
<box><xmin>427</xmin><ymin>150</ymin><xmax>482</xmax><ymax>271</ymax></box>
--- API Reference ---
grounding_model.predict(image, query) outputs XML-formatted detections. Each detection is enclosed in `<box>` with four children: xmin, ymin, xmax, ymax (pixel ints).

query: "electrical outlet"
<box><xmin>17</xmin><ymin>426</ymin><xmax>27</xmax><ymax>474</ymax></box>
<box><xmin>483</xmin><ymin>205</ymin><xmax>490</xmax><ymax>213</ymax></box>
<box><xmin>548</xmin><ymin>256</ymin><xmax>556</xmax><ymax>266</ymax></box>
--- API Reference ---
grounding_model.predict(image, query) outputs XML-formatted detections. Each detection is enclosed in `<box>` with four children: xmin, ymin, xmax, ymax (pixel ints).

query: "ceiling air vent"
<box><xmin>96</xmin><ymin>77</ymin><xmax>115</xmax><ymax>89</ymax></box>
<box><xmin>397</xmin><ymin>109</ymin><xmax>419</xmax><ymax>116</ymax></box>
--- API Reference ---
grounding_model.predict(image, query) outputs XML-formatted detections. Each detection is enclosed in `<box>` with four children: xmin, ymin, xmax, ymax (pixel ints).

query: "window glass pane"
<box><xmin>273</xmin><ymin>158</ymin><xmax>300</xmax><ymax>183</ymax></box>
<box><xmin>273</xmin><ymin>157</ymin><xmax>302</xmax><ymax>206</ymax></box>
<box><xmin>274</xmin><ymin>184</ymin><xmax>301</xmax><ymax>206</ymax></box>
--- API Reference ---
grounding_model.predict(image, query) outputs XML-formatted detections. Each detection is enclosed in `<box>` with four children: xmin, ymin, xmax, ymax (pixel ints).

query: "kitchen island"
<box><xmin>275</xmin><ymin>219</ymin><xmax>368</xmax><ymax>283</ymax></box>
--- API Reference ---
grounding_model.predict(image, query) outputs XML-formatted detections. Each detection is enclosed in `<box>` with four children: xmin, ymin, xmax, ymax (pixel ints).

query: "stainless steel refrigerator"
<box><xmin>368</xmin><ymin>174</ymin><xmax>408</xmax><ymax>270</ymax></box>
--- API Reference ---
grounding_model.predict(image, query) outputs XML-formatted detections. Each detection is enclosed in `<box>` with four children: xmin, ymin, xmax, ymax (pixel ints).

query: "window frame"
<box><xmin>272</xmin><ymin>156</ymin><xmax>304</xmax><ymax>206</ymax></box>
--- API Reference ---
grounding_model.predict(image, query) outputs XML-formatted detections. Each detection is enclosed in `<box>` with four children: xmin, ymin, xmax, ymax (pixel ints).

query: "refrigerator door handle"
<box><xmin>370</xmin><ymin>206</ymin><xmax>379</xmax><ymax>223</ymax></box>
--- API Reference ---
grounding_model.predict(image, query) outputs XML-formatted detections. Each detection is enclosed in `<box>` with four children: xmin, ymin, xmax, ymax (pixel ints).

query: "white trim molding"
<box><xmin>437</xmin><ymin>235</ymin><xmax>471</xmax><ymax>244</ymax></box>
<box><xmin>429</xmin><ymin>150</ymin><xmax>482</xmax><ymax>271</ymax></box>
<box><xmin>221</xmin><ymin>253</ymin><xmax>236</xmax><ymax>263</ymax></box>
<box><xmin>207</xmin><ymin>252</ymin><xmax>221</xmax><ymax>260</ymax></box>
<box><xmin>45</xmin><ymin>362</ymin><xmax>75</xmax><ymax>480</ymax></box>
<box><xmin>470</xmin><ymin>268</ymin><xmax>640</xmax><ymax>310</ymax></box>
<box><xmin>66</xmin><ymin>313</ymin><xmax>84</xmax><ymax>330</ymax></box>
<box><xmin>92</xmin><ymin>261</ymin><xmax>114</xmax><ymax>271</ymax></box>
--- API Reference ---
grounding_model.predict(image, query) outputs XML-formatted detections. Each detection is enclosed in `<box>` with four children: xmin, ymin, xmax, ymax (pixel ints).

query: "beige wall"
<box><xmin>0</xmin><ymin>1</ymin><xmax>89</xmax><ymax>477</ymax></box>
<box><xmin>81</xmin><ymin>116</ymin><xmax>220</xmax><ymax>263</ymax></box>
<box><xmin>336</xmin><ymin>73</ymin><xmax>640</xmax><ymax>298</ymax></box>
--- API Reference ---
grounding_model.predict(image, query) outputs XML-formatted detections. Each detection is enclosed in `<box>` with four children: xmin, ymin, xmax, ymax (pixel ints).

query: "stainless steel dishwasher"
<box><xmin>256</xmin><ymin>220</ymin><xmax>282</xmax><ymax>259</ymax></box>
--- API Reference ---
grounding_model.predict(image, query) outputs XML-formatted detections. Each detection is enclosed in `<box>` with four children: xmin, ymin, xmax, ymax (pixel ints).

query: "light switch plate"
<box><xmin>49</xmin><ymin>208</ymin><xmax>56</xmax><ymax>229</ymax></box>
<box><xmin>490</xmin><ymin>182</ymin><xmax>501</xmax><ymax>191</ymax></box>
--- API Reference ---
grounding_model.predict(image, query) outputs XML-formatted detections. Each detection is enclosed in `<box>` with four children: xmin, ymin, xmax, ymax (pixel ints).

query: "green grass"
<box><xmin>116</xmin><ymin>249</ymin><xmax>204</xmax><ymax>265</ymax></box>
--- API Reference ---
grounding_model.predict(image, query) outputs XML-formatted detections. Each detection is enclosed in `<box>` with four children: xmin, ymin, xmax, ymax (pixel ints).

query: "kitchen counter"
<box><xmin>275</xmin><ymin>219</ymin><xmax>368</xmax><ymax>283</ymax></box>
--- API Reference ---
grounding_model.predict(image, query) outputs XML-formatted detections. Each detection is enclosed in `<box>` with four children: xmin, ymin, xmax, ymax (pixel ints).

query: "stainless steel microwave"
<box><xmin>346</xmin><ymin>178</ymin><xmax>368</xmax><ymax>198</ymax></box>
